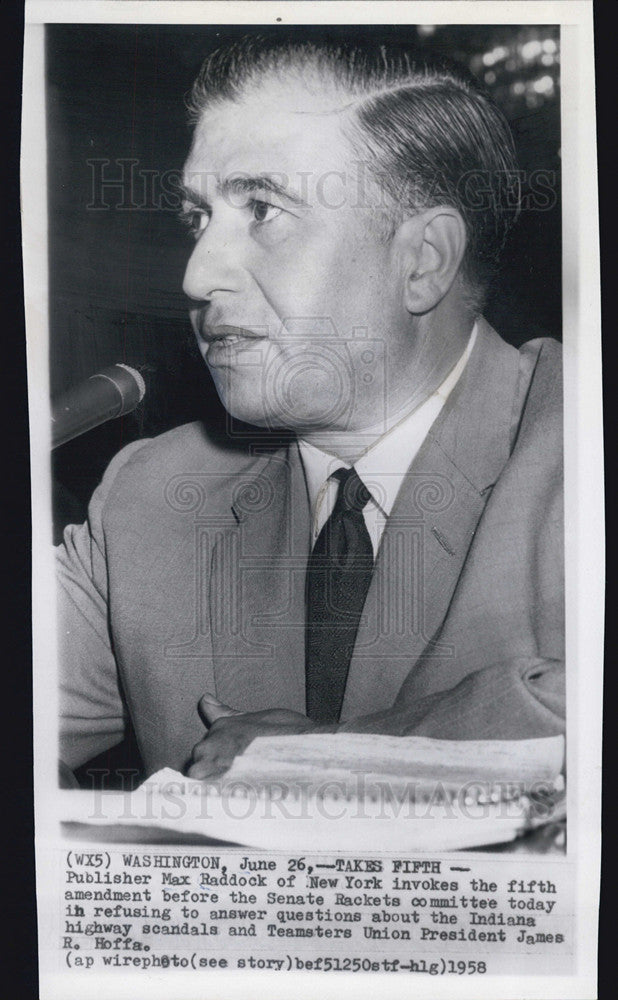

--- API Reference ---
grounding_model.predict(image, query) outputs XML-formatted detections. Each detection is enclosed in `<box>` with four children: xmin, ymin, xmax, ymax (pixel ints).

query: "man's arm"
<box><xmin>337</xmin><ymin>657</ymin><xmax>565</xmax><ymax>739</ymax></box>
<box><xmin>187</xmin><ymin>655</ymin><xmax>564</xmax><ymax>778</ymax></box>
<box><xmin>56</xmin><ymin>440</ymin><xmax>148</xmax><ymax>772</ymax></box>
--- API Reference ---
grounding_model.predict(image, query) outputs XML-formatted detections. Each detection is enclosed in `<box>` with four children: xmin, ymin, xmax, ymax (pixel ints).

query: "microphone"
<box><xmin>51</xmin><ymin>363</ymin><xmax>146</xmax><ymax>449</ymax></box>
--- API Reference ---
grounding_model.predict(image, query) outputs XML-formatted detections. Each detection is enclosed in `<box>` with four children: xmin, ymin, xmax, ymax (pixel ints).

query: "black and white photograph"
<box><xmin>22</xmin><ymin>2</ymin><xmax>601</xmax><ymax>998</ymax></box>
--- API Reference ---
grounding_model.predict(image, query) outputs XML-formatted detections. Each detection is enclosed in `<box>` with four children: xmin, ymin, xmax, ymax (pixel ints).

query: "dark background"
<box><xmin>48</xmin><ymin>23</ymin><xmax>562</xmax><ymax>541</ymax></box>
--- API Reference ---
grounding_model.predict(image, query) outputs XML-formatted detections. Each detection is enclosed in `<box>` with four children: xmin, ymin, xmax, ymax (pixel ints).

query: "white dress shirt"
<box><xmin>299</xmin><ymin>324</ymin><xmax>478</xmax><ymax>556</ymax></box>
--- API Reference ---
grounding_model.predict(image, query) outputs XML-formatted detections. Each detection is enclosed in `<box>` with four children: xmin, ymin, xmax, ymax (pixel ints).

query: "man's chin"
<box><xmin>213</xmin><ymin>395</ymin><xmax>325</xmax><ymax>434</ymax></box>
<box><xmin>211</xmin><ymin>390</ymin><xmax>287</xmax><ymax>432</ymax></box>
<box><xmin>210</xmin><ymin>376</ymin><xmax>343</xmax><ymax>434</ymax></box>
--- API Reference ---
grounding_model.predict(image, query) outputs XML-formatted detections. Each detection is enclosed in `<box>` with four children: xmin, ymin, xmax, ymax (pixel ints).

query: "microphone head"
<box><xmin>94</xmin><ymin>364</ymin><xmax>146</xmax><ymax>414</ymax></box>
<box><xmin>51</xmin><ymin>362</ymin><xmax>148</xmax><ymax>449</ymax></box>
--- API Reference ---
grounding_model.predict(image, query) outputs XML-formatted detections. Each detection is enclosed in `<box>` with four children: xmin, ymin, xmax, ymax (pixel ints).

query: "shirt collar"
<box><xmin>299</xmin><ymin>322</ymin><xmax>478</xmax><ymax>518</ymax></box>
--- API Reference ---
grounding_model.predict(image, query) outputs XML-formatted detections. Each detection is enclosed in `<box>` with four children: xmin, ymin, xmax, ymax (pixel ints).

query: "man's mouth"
<box><xmin>202</xmin><ymin>324</ymin><xmax>267</xmax><ymax>344</ymax></box>
<box><xmin>199</xmin><ymin>325</ymin><xmax>268</xmax><ymax>367</ymax></box>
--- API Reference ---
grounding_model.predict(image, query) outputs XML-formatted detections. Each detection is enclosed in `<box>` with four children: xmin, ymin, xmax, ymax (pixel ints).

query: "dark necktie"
<box><xmin>305</xmin><ymin>467</ymin><xmax>374</xmax><ymax>723</ymax></box>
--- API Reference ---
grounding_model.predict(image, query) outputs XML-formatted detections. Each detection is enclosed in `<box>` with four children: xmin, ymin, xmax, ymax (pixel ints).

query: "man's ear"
<box><xmin>394</xmin><ymin>207</ymin><xmax>468</xmax><ymax>314</ymax></box>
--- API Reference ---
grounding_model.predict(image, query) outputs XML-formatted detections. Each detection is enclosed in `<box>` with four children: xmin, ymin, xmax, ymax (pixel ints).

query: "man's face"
<box><xmin>181</xmin><ymin>76</ymin><xmax>415</xmax><ymax>433</ymax></box>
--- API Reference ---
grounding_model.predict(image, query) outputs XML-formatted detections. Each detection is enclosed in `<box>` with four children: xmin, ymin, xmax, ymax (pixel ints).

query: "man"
<box><xmin>57</xmin><ymin>36</ymin><xmax>564</xmax><ymax>783</ymax></box>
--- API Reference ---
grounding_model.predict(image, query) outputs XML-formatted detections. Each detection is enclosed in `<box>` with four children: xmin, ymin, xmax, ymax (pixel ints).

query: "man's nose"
<box><xmin>182</xmin><ymin>223</ymin><xmax>242</xmax><ymax>302</ymax></box>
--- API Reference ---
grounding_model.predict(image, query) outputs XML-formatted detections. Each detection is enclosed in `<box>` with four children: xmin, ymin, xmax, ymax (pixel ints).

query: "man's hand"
<box><xmin>186</xmin><ymin>693</ymin><xmax>335</xmax><ymax>779</ymax></box>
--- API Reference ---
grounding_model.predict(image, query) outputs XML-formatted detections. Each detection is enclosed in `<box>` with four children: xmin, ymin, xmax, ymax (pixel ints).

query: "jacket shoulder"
<box><xmin>505</xmin><ymin>337</ymin><xmax>562</xmax><ymax>494</ymax></box>
<box><xmin>517</xmin><ymin>336</ymin><xmax>562</xmax><ymax>424</ymax></box>
<box><xmin>519</xmin><ymin>335</ymin><xmax>561</xmax><ymax>372</ymax></box>
<box><xmin>93</xmin><ymin>422</ymin><xmax>288</xmax><ymax>523</ymax></box>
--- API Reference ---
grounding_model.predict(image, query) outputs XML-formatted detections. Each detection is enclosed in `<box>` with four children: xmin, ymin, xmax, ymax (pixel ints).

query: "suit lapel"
<box><xmin>210</xmin><ymin>442</ymin><xmax>311</xmax><ymax>713</ymax></box>
<box><xmin>341</xmin><ymin>319</ymin><xmax>523</xmax><ymax>719</ymax></box>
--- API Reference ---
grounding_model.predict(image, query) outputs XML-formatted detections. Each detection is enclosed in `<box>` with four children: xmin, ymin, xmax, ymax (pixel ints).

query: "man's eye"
<box><xmin>250</xmin><ymin>200</ymin><xmax>283</xmax><ymax>224</ymax></box>
<box><xmin>179</xmin><ymin>209</ymin><xmax>209</xmax><ymax>238</ymax></box>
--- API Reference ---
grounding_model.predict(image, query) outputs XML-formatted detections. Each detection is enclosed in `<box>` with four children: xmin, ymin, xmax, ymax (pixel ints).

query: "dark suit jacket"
<box><xmin>57</xmin><ymin>319</ymin><xmax>564</xmax><ymax>774</ymax></box>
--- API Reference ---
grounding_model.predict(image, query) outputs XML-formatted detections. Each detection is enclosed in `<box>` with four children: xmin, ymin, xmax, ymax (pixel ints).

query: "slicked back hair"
<box><xmin>188</xmin><ymin>35</ymin><xmax>521</xmax><ymax>311</ymax></box>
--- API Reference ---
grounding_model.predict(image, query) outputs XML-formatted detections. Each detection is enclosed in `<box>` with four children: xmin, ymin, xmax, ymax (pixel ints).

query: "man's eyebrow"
<box><xmin>180</xmin><ymin>175</ymin><xmax>309</xmax><ymax>209</ymax></box>
<box><xmin>221</xmin><ymin>173</ymin><xmax>308</xmax><ymax>207</ymax></box>
<box><xmin>179</xmin><ymin>183</ymin><xmax>211</xmax><ymax>211</ymax></box>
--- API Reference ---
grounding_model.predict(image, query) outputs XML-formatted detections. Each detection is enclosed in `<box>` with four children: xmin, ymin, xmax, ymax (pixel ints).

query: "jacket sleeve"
<box><xmin>338</xmin><ymin>656</ymin><xmax>564</xmax><ymax>740</ymax></box>
<box><xmin>56</xmin><ymin>440</ymin><xmax>149</xmax><ymax>770</ymax></box>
